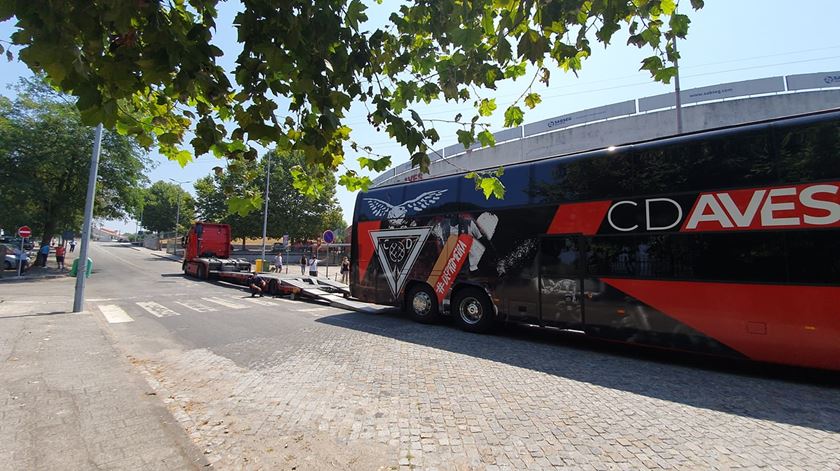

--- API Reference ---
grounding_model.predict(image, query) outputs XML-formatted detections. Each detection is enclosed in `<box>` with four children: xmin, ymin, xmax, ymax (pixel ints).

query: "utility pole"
<box><xmin>260</xmin><ymin>153</ymin><xmax>272</xmax><ymax>271</ymax></box>
<box><xmin>673</xmin><ymin>14</ymin><xmax>683</xmax><ymax>135</ymax></box>
<box><xmin>73</xmin><ymin>124</ymin><xmax>103</xmax><ymax>313</ymax></box>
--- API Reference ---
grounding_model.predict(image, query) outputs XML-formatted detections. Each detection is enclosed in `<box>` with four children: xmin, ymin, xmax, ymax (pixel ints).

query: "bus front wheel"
<box><xmin>406</xmin><ymin>284</ymin><xmax>440</xmax><ymax>324</ymax></box>
<box><xmin>453</xmin><ymin>287</ymin><xmax>495</xmax><ymax>333</ymax></box>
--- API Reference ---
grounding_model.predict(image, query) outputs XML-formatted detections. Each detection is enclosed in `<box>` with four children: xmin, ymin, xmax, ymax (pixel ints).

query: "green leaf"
<box><xmin>479</xmin><ymin>175</ymin><xmax>505</xmax><ymax>199</ymax></box>
<box><xmin>477</xmin><ymin>130</ymin><xmax>495</xmax><ymax>147</ymax></box>
<box><xmin>456</xmin><ymin>129</ymin><xmax>474</xmax><ymax>148</ymax></box>
<box><xmin>503</xmin><ymin>105</ymin><xmax>524</xmax><ymax>127</ymax></box>
<box><xmin>228</xmin><ymin>196</ymin><xmax>259</xmax><ymax>217</ymax></box>
<box><xmin>478</xmin><ymin>98</ymin><xmax>497</xmax><ymax>117</ymax></box>
<box><xmin>524</xmin><ymin>93</ymin><xmax>541</xmax><ymax>109</ymax></box>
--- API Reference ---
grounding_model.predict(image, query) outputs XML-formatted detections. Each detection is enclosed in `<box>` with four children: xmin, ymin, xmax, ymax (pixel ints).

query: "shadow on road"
<box><xmin>316</xmin><ymin>310</ymin><xmax>840</xmax><ymax>433</ymax></box>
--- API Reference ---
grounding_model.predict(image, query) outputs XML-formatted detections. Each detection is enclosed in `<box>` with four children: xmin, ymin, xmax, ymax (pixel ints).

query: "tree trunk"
<box><xmin>241</xmin><ymin>237</ymin><xmax>246</xmax><ymax>250</ymax></box>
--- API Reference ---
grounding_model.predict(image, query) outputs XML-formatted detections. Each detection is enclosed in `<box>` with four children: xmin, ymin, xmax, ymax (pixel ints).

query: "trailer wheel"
<box><xmin>453</xmin><ymin>287</ymin><xmax>495</xmax><ymax>333</ymax></box>
<box><xmin>405</xmin><ymin>284</ymin><xmax>440</xmax><ymax>324</ymax></box>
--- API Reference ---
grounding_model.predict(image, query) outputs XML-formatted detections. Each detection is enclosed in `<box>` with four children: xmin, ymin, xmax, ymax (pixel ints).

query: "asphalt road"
<box><xmin>80</xmin><ymin>242</ymin><xmax>840</xmax><ymax>470</ymax></box>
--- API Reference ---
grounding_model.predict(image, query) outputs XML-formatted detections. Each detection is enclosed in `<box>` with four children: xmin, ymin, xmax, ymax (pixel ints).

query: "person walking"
<box><xmin>55</xmin><ymin>244</ymin><xmax>66</xmax><ymax>270</ymax></box>
<box><xmin>273</xmin><ymin>252</ymin><xmax>283</xmax><ymax>273</ymax></box>
<box><xmin>0</xmin><ymin>243</ymin><xmax>6</xmax><ymax>278</ymax></box>
<box><xmin>299</xmin><ymin>255</ymin><xmax>307</xmax><ymax>275</ymax></box>
<box><xmin>69</xmin><ymin>239</ymin><xmax>76</xmax><ymax>252</ymax></box>
<box><xmin>340</xmin><ymin>256</ymin><xmax>350</xmax><ymax>284</ymax></box>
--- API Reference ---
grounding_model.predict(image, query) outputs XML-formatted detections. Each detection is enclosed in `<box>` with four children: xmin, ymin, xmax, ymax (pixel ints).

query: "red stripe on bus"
<box><xmin>356</xmin><ymin>220</ymin><xmax>381</xmax><ymax>281</ymax></box>
<box><xmin>601</xmin><ymin>278</ymin><xmax>840</xmax><ymax>371</ymax></box>
<box><xmin>547</xmin><ymin>201</ymin><xmax>612</xmax><ymax>235</ymax></box>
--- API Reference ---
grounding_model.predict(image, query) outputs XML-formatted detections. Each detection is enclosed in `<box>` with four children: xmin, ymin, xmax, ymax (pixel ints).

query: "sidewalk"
<box><xmin>0</xmin><ymin>247</ymin><xmax>77</xmax><ymax>283</ymax></box>
<box><xmin>0</xmin><ymin>281</ymin><xmax>206</xmax><ymax>470</ymax></box>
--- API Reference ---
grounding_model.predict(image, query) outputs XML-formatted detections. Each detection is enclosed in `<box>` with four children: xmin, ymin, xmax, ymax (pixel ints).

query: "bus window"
<box><xmin>531</xmin><ymin>150</ymin><xmax>641</xmax><ymax>205</ymax></box>
<box><xmin>634</xmin><ymin>129</ymin><xmax>775</xmax><ymax>195</ymax></box>
<box><xmin>785</xmin><ymin>230</ymin><xmax>840</xmax><ymax>284</ymax></box>
<box><xmin>775</xmin><ymin>120</ymin><xmax>840</xmax><ymax>184</ymax></box>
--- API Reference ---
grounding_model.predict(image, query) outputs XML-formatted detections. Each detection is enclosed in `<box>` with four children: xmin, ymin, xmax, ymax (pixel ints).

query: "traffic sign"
<box><xmin>322</xmin><ymin>229</ymin><xmax>335</xmax><ymax>244</ymax></box>
<box><xmin>18</xmin><ymin>226</ymin><xmax>31</xmax><ymax>238</ymax></box>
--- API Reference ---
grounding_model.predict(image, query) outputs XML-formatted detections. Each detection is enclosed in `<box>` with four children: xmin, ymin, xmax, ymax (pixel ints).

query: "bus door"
<box><xmin>538</xmin><ymin>236</ymin><xmax>585</xmax><ymax>328</ymax></box>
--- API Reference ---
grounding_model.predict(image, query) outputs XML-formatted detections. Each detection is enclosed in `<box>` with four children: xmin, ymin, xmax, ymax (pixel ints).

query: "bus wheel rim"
<box><xmin>412</xmin><ymin>291</ymin><xmax>432</xmax><ymax>316</ymax></box>
<box><xmin>460</xmin><ymin>297</ymin><xmax>482</xmax><ymax>324</ymax></box>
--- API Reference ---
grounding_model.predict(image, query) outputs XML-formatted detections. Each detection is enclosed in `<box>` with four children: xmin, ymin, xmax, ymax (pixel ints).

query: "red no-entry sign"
<box><xmin>17</xmin><ymin>225</ymin><xmax>31</xmax><ymax>238</ymax></box>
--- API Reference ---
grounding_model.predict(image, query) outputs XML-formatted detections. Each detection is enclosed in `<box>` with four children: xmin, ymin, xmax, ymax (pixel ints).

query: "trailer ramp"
<box><xmin>278</xmin><ymin>277</ymin><xmax>395</xmax><ymax>314</ymax></box>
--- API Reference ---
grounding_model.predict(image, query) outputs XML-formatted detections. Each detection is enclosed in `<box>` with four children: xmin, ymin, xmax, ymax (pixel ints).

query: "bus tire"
<box><xmin>405</xmin><ymin>284</ymin><xmax>440</xmax><ymax>324</ymax></box>
<box><xmin>453</xmin><ymin>287</ymin><xmax>495</xmax><ymax>333</ymax></box>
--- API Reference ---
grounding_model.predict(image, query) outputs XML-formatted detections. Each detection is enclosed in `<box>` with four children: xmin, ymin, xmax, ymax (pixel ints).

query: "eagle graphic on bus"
<box><xmin>363</xmin><ymin>189</ymin><xmax>447</xmax><ymax>227</ymax></box>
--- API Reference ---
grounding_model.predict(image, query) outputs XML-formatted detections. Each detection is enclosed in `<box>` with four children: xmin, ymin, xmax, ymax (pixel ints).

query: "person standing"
<box><xmin>55</xmin><ymin>244</ymin><xmax>66</xmax><ymax>270</ymax></box>
<box><xmin>308</xmin><ymin>256</ymin><xmax>322</xmax><ymax>277</ymax></box>
<box><xmin>69</xmin><ymin>239</ymin><xmax>76</xmax><ymax>252</ymax></box>
<box><xmin>273</xmin><ymin>252</ymin><xmax>283</xmax><ymax>273</ymax></box>
<box><xmin>340</xmin><ymin>256</ymin><xmax>350</xmax><ymax>284</ymax></box>
<box><xmin>299</xmin><ymin>255</ymin><xmax>307</xmax><ymax>275</ymax></box>
<box><xmin>37</xmin><ymin>243</ymin><xmax>50</xmax><ymax>267</ymax></box>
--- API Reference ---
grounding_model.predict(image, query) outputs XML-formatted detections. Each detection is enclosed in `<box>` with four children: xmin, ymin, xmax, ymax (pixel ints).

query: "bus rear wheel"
<box><xmin>453</xmin><ymin>287</ymin><xmax>495</xmax><ymax>333</ymax></box>
<box><xmin>405</xmin><ymin>284</ymin><xmax>440</xmax><ymax>324</ymax></box>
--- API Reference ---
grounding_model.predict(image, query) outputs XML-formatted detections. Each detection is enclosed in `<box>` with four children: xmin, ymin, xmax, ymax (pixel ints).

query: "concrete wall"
<box><xmin>375</xmin><ymin>89</ymin><xmax>840</xmax><ymax>186</ymax></box>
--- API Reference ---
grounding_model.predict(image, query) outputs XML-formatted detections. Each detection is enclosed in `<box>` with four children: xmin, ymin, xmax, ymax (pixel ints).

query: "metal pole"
<box><xmin>16</xmin><ymin>238</ymin><xmax>23</xmax><ymax>277</ymax></box>
<box><xmin>260</xmin><ymin>154</ymin><xmax>271</xmax><ymax>271</ymax></box>
<box><xmin>73</xmin><ymin>123</ymin><xmax>103</xmax><ymax>312</ymax></box>
<box><xmin>174</xmin><ymin>192</ymin><xmax>182</xmax><ymax>253</ymax></box>
<box><xmin>673</xmin><ymin>34</ymin><xmax>683</xmax><ymax>134</ymax></box>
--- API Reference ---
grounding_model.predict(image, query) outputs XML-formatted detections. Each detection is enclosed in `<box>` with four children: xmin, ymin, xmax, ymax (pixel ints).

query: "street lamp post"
<box><xmin>260</xmin><ymin>154</ymin><xmax>272</xmax><ymax>271</ymax></box>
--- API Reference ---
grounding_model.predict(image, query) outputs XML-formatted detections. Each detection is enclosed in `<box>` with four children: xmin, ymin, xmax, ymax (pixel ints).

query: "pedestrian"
<box><xmin>299</xmin><ymin>255</ymin><xmax>307</xmax><ymax>275</ymax></box>
<box><xmin>247</xmin><ymin>272</ymin><xmax>268</xmax><ymax>297</ymax></box>
<box><xmin>55</xmin><ymin>244</ymin><xmax>66</xmax><ymax>270</ymax></box>
<box><xmin>273</xmin><ymin>252</ymin><xmax>283</xmax><ymax>273</ymax></box>
<box><xmin>340</xmin><ymin>256</ymin><xmax>350</xmax><ymax>284</ymax></box>
<box><xmin>0</xmin><ymin>243</ymin><xmax>6</xmax><ymax>278</ymax></box>
<box><xmin>69</xmin><ymin>239</ymin><xmax>76</xmax><ymax>252</ymax></box>
<box><xmin>37</xmin><ymin>243</ymin><xmax>50</xmax><ymax>267</ymax></box>
<box><xmin>308</xmin><ymin>256</ymin><xmax>322</xmax><ymax>277</ymax></box>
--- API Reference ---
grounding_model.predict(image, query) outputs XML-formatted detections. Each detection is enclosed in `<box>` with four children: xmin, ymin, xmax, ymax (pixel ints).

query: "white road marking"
<box><xmin>296</xmin><ymin>307</ymin><xmax>331</xmax><ymax>312</ymax></box>
<box><xmin>174</xmin><ymin>300</ymin><xmax>217</xmax><ymax>312</ymax></box>
<box><xmin>98</xmin><ymin>305</ymin><xmax>134</xmax><ymax>323</ymax></box>
<box><xmin>241</xmin><ymin>297</ymin><xmax>279</xmax><ymax>307</ymax></box>
<box><xmin>202</xmin><ymin>297</ymin><xmax>247</xmax><ymax>310</ymax></box>
<box><xmin>136</xmin><ymin>301</ymin><xmax>181</xmax><ymax>318</ymax></box>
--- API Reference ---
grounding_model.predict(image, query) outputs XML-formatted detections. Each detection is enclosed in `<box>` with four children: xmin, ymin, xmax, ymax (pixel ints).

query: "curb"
<box><xmin>0</xmin><ymin>273</ymin><xmax>69</xmax><ymax>283</ymax></box>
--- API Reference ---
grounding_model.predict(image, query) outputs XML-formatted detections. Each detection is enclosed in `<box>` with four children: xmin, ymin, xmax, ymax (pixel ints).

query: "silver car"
<box><xmin>2</xmin><ymin>244</ymin><xmax>30</xmax><ymax>270</ymax></box>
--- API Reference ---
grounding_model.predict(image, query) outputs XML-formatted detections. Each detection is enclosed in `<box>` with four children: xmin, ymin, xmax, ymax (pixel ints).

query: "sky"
<box><xmin>2</xmin><ymin>1</ymin><xmax>840</xmax><ymax>233</ymax></box>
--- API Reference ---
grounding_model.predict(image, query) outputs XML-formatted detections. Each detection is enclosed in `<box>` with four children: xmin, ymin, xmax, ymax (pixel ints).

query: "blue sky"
<box><xmin>2</xmin><ymin>1</ymin><xmax>840</xmax><ymax>232</ymax></box>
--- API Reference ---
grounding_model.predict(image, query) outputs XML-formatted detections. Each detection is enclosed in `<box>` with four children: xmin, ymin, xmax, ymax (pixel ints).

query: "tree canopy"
<box><xmin>194</xmin><ymin>151</ymin><xmax>344</xmax><ymax>247</ymax></box>
<box><xmin>0</xmin><ymin>78</ymin><xmax>149</xmax><ymax>244</ymax></box>
<box><xmin>1</xmin><ymin>0</ymin><xmax>703</xmax><ymax>207</ymax></box>
<box><xmin>140</xmin><ymin>180</ymin><xmax>196</xmax><ymax>235</ymax></box>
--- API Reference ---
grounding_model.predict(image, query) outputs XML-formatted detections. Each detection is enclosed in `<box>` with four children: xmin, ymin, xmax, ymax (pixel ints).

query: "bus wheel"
<box><xmin>406</xmin><ymin>284</ymin><xmax>440</xmax><ymax>324</ymax></box>
<box><xmin>453</xmin><ymin>287</ymin><xmax>495</xmax><ymax>333</ymax></box>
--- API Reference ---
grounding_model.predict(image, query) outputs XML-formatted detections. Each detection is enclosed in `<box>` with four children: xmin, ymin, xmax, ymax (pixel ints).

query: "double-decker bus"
<box><xmin>350</xmin><ymin>108</ymin><xmax>840</xmax><ymax>371</ymax></box>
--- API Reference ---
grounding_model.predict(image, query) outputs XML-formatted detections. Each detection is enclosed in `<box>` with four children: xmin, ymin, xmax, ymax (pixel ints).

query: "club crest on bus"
<box><xmin>364</xmin><ymin>189</ymin><xmax>447</xmax><ymax>227</ymax></box>
<box><xmin>369</xmin><ymin>227</ymin><xmax>432</xmax><ymax>296</ymax></box>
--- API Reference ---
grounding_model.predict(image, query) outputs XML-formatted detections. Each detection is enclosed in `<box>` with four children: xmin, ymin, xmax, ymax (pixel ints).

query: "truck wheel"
<box><xmin>405</xmin><ymin>284</ymin><xmax>440</xmax><ymax>324</ymax></box>
<box><xmin>453</xmin><ymin>287</ymin><xmax>495</xmax><ymax>333</ymax></box>
<box><xmin>197</xmin><ymin>264</ymin><xmax>206</xmax><ymax>280</ymax></box>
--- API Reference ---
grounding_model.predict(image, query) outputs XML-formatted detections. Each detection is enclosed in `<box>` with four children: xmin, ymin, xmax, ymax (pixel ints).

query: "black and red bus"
<box><xmin>350</xmin><ymin>108</ymin><xmax>840</xmax><ymax>371</ymax></box>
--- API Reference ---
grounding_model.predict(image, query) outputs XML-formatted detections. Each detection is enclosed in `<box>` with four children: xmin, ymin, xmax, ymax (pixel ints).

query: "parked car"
<box><xmin>271</xmin><ymin>242</ymin><xmax>286</xmax><ymax>252</ymax></box>
<box><xmin>2</xmin><ymin>243</ymin><xmax>30</xmax><ymax>270</ymax></box>
<box><xmin>0</xmin><ymin>236</ymin><xmax>34</xmax><ymax>251</ymax></box>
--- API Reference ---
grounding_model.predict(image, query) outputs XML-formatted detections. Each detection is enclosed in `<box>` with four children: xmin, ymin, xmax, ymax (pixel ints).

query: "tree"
<box><xmin>2</xmin><ymin>1</ymin><xmax>703</xmax><ymax>206</ymax></box>
<box><xmin>194</xmin><ymin>151</ymin><xmax>342</xmax><ymax>248</ymax></box>
<box><xmin>140</xmin><ymin>181</ymin><xmax>195</xmax><ymax>236</ymax></box>
<box><xmin>0</xmin><ymin>78</ymin><xmax>149</xmax><ymax>245</ymax></box>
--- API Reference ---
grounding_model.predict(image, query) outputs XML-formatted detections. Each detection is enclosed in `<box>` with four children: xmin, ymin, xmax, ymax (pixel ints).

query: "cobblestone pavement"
<box><xmin>0</xmin><ymin>291</ymin><xmax>206</xmax><ymax>470</ymax></box>
<box><xmin>136</xmin><ymin>310</ymin><xmax>840</xmax><ymax>470</ymax></box>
